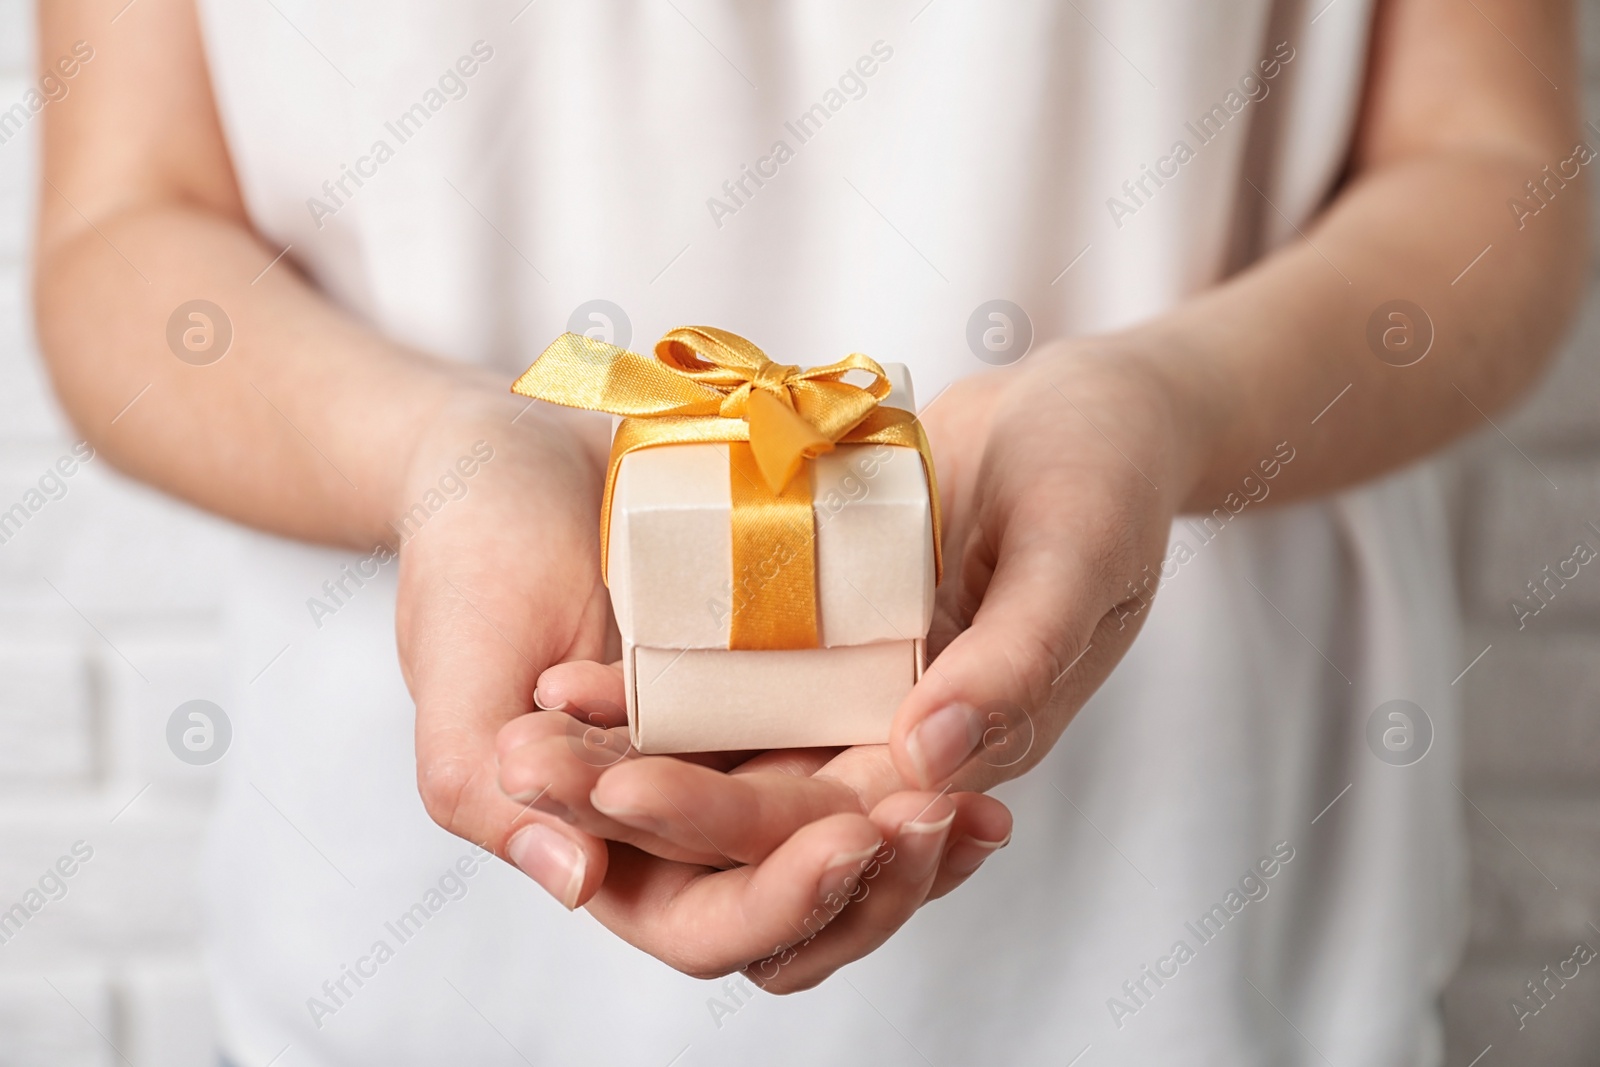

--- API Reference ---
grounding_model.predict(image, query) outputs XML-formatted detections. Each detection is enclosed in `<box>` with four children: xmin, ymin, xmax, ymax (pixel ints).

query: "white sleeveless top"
<box><xmin>196</xmin><ymin>2</ymin><xmax>1465</xmax><ymax>1064</ymax></box>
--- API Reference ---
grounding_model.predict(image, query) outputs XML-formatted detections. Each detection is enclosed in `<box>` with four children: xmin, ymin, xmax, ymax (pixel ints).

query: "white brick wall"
<box><xmin>1437</xmin><ymin>10</ymin><xmax>1600</xmax><ymax>1059</ymax></box>
<box><xmin>2</xmin><ymin>4</ymin><xmax>1599</xmax><ymax>1064</ymax></box>
<box><xmin>0</xmin><ymin>4</ymin><xmax>230</xmax><ymax>1063</ymax></box>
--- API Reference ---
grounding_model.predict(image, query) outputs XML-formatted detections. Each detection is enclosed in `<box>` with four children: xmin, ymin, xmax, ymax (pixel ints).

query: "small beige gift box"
<box><xmin>609</xmin><ymin>364</ymin><xmax>936</xmax><ymax>753</ymax></box>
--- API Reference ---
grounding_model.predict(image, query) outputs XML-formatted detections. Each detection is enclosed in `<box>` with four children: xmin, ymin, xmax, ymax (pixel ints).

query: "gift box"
<box><xmin>513</xmin><ymin>327</ymin><xmax>941</xmax><ymax>753</ymax></box>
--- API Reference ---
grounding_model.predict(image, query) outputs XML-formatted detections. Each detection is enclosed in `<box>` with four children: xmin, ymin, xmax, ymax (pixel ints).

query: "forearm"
<box><xmin>1128</xmin><ymin>143</ymin><xmax>1588</xmax><ymax>514</ymax></box>
<box><xmin>34</xmin><ymin>200</ymin><xmax>505</xmax><ymax>548</ymax></box>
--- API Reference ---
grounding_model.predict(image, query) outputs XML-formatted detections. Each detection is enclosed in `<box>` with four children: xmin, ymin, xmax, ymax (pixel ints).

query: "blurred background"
<box><xmin>1</xmin><ymin>1</ymin><xmax>1599</xmax><ymax>1064</ymax></box>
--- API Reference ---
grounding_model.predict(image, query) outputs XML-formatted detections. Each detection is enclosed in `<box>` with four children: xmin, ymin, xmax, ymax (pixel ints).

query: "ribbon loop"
<box><xmin>511</xmin><ymin>328</ymin><xmax>943</xmax><ymax>650</ymax></box>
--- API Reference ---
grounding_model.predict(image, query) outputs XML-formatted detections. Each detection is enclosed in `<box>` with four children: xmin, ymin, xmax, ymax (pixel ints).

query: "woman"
<box><xmin>35</xmin><ymin>0</ymin><xmax>1584</xmax><ymax>1063</ymax></box>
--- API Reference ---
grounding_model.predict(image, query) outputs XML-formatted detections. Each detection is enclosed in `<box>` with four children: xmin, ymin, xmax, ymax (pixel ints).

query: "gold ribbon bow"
<box><xmin>512</xmin><ymin>326</ymin><xmax>942</xmax><ymax>650</ymax></box>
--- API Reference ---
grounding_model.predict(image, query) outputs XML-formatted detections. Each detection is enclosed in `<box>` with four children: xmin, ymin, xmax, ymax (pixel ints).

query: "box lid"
<box><xmin>607</xmin><ymin>363</ymin><xmax>936</xmax><ymax>650</ymax></box>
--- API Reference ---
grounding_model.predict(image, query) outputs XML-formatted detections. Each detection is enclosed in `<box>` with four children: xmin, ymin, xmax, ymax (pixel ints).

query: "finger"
<box><xmin>534</xmin><ymin>658</ymin><xmax>627</xmax><ymax>723</ymax></box>
<box><xmin>740</xmin><ymin>791</ymin><xmax>956</xmax><ymax>994</ymax></box>
<box><xmin>589</xmin><ymin>753</ymin><xmax>862</xmax><ymax>866</ymax></box>
<box><xmin>539</xmin><ymin>656</ymin><xmax>941</xmax><ymax>867</ymax></box>
<box><xmin>585</xmin><ymin>812</ymin><xmax>885</xmax><ymax>979</ymax></box>
<box><xmin>502</xmin><ymin>812</ymin><xmax>610</xmax><ymax>911</ymax></box>
<box><xmin>496</xmin><ymin>707</ymin><xmax>838</xmax><ymax>867</ymax></box>
<box><xmin>507</xmin><ymin>664</ymin><xmax>837</xmax><ymax>865</ymax></box>
<box><xmin>926</xmin><ymin>791</ymin><xmax>1012</xmax><ymax>901</ymax></box>
<box><xmin>496</xmin><ymin>710</ymin><xmax>623</xmax><ymax>818</ymax></box>
<box><xmin>496</xmin><ymin>711</ymin><xmax>728</xmax><ymax>865</ymax></box>
<box><xmin>535</xmin><ymin>658</ymin><xmax>762</xmax><ymax>773</ymax></box>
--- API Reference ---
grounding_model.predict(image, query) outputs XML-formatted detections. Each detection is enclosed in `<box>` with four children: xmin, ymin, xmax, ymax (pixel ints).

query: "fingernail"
<box><xmin>903</xmin><ymin>809</ymin><xmax>956</xmax><ymax>836</ymax></box>
<box><xmin>507</xmin><ymin>824</ymin><xmax>586</xmax><ymax>909</ymax></box>
<box><xmin>817</xmin><ymin>842</ymin><xmax>884</xmax><ymax>903</ymax></box>
<box><xmin>906</xmin><ymin>703</ymin><xmax>984</xmax><ymax>787</ymax></box>
<box><xmin>589</xmin><ymin>791</ymin><xmax>667</xmax><ymax>836</ymax></box>
<box><xmin>897</xmin><ymin>809</ymin><xmax>955</xmax><ymax>879</ymax></box>
<box><xmin>944</xmin><ymin>831</ymin><xmax>1011</xmax><ymax>877</ymax></box>
<box><xmin>533</xmin><ymin>687</ymin><xmax>567</xmax><ymax>712</ymax></box>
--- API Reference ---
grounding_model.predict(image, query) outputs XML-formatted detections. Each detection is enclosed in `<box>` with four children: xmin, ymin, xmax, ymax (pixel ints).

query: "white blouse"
<box><xmin>196</xmin><ymin>2</ymin><xmax>1463</xmax><ymax>1063</ymax></box>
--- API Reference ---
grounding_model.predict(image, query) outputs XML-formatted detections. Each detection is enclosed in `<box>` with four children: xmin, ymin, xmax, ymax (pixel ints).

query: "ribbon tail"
<box><xmin>511</xmin><ymin>332</ymin><xmax>726</xmax><ymax>417</ymax></box>
<box><xmin>745</xmin><ymin>388</ymin><xmax>831</xmax><ymax>492</ymax></box>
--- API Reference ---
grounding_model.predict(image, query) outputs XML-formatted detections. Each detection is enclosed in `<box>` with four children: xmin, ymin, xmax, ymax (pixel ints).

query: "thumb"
<box><xmin>405</xmin><ymin>566</ymin><xmax>613</xmax><ymax>909</ymax></box>
<box><xmin>890</xmin><ymin>528</ymin><xmax>1143</xmax><ymax>791</ymax></box>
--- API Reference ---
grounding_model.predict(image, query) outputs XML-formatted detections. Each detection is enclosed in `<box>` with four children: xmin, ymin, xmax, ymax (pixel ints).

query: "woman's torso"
<box><xmin>196</xmin><ymin>3</ymin><xmax>1464</xmax><ymax>1064</ymax></box>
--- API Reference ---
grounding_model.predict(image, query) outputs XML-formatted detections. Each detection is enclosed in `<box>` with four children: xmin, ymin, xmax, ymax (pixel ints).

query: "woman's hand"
<box><xmin>395</xmin><ymin>388</ymin><xmax>619</xmax><ymax>905</ymax></box>
<box><xmin>502</xmin><ymin>337</ymin><xmax>1209</xmax><ymax>987</ymax></box>
<box><xmin>890</xmin><ymin>339</ymin><xmax>1206</xmax><ymax>791</ymax></box>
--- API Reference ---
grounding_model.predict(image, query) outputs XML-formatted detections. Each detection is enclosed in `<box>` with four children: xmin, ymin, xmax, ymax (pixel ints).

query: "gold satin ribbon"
<box><xmin>511</xmin><ymin>326</ymin><xmax>942</xmax><ymax>650</ymax></box>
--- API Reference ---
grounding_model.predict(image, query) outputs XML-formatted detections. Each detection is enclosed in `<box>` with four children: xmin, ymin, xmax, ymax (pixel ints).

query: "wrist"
<box><xmin>1019</xmin><ymin>336</ymin><xmax>1221</xmax><ymax>516</ymax></box>
<box><xmin>385</xmin><ymin>380</ymin><xmax>609</xmax><ymax>550</ymax></box>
